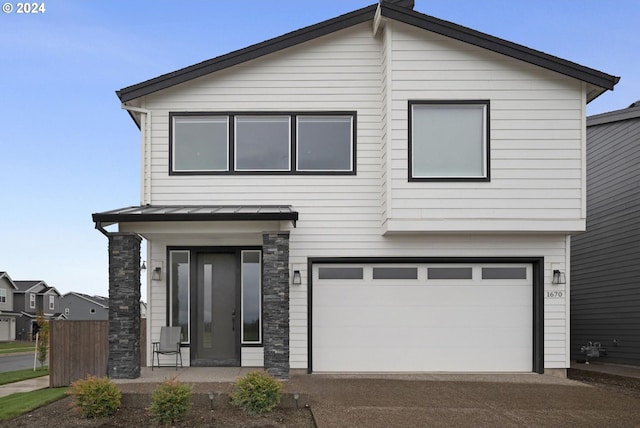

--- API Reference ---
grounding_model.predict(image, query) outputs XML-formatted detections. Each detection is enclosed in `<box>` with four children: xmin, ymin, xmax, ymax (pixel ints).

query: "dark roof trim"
<box><xmin>116</xmin><ymin>1</ymin><xmax>618</xmax><ymax>104</ymax></box>
<box><xmin>116</xmin><ymin>4</ymin><xmax>378</xmax><ymax>102</ymax></box>
<box><xmin>380</xmin><ymin>2</ymin><xmax>619</xmax><ymax>94</ymax></box>
<box><xmin>93</xmin><ymin>205</ymin><xmax>299</xmax><ymax>227</ymax></box>
<box><xmin>587</xmin><ymin>104</ymin><xmax>640</xmax><ymax>127</ymax></box>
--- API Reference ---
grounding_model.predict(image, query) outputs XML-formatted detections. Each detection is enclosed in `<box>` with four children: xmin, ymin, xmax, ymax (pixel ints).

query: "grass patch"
<box><xmin>0</xmin><ymin>341</ymin><xmax>35</xmax><ymax>355</ymax></box>
<box><xmin>0</xmin><ymin>367</ymin><xmax>48</xmax><ymax>386</ymax></box>
<box><xmin>0</xmin><ymin>387</ymin><xmax>68</xmax><ymax>420</ymax></box>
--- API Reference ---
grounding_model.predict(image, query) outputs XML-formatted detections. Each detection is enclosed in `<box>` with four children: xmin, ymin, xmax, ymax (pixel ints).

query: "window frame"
<box><xmin>49</xmin><ymin>295</ymin><xmax>55</xmax><ymax>310</ymax></box>
<box><xmin>408</xmin><ymin>100</ymin><xmax>490</xmax><ymax>182</ymax></box>
<box><xmin>29</xmin><ymin>293</ymin><xmax>36</xmax><ymax>309</ymax></box>
<box><xmin>0</xmin><ymin>288</ymin><xmax>6</xmax><ymax>303</ymax></box>
<box><xmin>169</xmin><ymin>111</ymin><xmax>356</xmax><ymax>175</ymax></box>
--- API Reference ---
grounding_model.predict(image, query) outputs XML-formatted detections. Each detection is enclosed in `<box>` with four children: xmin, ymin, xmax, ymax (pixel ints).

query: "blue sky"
<box><xmin>1</xmin><ymin>0</ymin><xmax>638</xmax><ymax>299</ymax></box>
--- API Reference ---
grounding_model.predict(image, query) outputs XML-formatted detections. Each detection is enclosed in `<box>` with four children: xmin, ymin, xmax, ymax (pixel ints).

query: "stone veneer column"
<box><xmin>107</xmin><ymin>233</ymin><xmax>141</xmax><ymax>379</ymax></box>
<box><xmin>262</xmin><ymin>231</ymin><xmax>290</xmax><ymax>380</ymax></box>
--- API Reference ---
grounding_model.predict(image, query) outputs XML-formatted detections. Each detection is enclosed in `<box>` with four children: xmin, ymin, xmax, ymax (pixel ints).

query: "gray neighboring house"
<box><xmin>571</xmin><ymin>102</ymin><xmax>640</xmax><ymax>366</ymax></box>
<box><xmin>13</xmin><ymin>280</ymin><xmax>64</xmax><ymax>340</ymax></box>
<box><xmin>0</xmin><ymin>272</ymin><xmax>20</xmax><ymax>341</ymax></box>
<box><xmin>61</xmin><ymin>292</ymin><xmax>109</xmax><ymax>320</ymax></box>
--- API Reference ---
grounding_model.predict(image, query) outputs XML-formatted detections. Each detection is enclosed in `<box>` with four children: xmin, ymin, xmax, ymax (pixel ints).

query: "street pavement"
<box><xmin>0</xmin><ymin>352</ymin><xmax>45</xmax><ymax>373</ymax></box>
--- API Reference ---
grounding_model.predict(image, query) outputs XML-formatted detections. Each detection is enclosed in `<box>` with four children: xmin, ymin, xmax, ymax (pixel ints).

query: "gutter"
<box><xmin>121</xmin><ymin>104</ymin><xmax>151</xmax><ymax>205</ymax></box>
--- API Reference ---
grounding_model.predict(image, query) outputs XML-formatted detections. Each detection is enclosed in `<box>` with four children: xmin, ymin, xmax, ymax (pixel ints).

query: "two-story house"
<box><xmin>61</xmin><ymin>292</ymin><xmax>109</xmax><ymax>320</ymax></box>
<box><xmin>13</xmin><ymin>280</ymin><xmax>63</xmax><ymax>340</ymax></box>
<box><xmin>93</xmin><ymin>0</ymin><xmax>618</xmax><ymax>379</ymax></box>
<box><xmin>0</xmin><ymin>272</ymin><xmax>20</xmax><ymax>341</ymax></box>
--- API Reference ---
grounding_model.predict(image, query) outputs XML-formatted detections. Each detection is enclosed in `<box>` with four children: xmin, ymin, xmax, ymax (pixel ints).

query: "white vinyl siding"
<box><xmin>383</xmin><ymin>22</ymin><xmax>585</xmax><ymax>232</ymax></box>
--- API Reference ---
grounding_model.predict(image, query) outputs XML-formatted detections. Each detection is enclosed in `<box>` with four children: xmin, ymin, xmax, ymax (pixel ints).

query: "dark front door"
<box><xmin>191</xmin><ymin>253</ymin><xmax>239</xmax><ymax>366</ymax></box>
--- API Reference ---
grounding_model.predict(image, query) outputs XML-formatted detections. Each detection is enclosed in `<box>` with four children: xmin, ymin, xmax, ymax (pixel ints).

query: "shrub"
<box><xmin>67</xmin><ymin>375</ymin><xmax>121</xmax><ymax>418</ymax></box>
<box><xmin>230</xmin><ymin>371</ymin><xmax>282</xmax><ymax>415</ymax></box>
<box><xmin>149</xmin><ymin>377</ymin><xmax>192</xmax><ymax>425</ymax></box>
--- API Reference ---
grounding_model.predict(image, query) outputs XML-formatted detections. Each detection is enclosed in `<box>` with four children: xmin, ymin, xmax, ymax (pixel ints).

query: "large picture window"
<box><xmin>172</xmin><ymin>116</ymin><xmax>228</xmax><ymax>172</ymax></box>
<box><xmin>409</xmin><ymin>100</ymin><xmax>489</xmax><ymax>181</ymax></box>
<box><xmin>235</xmin><ymin>116</ymin><xmax>290</xmax><ymax>171</ymax></box>
<box><xmin>297</xmin><ymin>116</ymin><xmax>353</xmax><ymax>171</ymax></box>
<box><xmin>169</xmin><ymin>112</ymin><xmax>355</xmax><ymax>175</ymax></box>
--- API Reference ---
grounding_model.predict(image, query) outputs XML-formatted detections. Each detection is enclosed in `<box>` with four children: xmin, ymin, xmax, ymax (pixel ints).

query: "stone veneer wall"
<box><xmin>262</xmin><ymin>231</ymin><xmax>290</xmax><ymax>379</ymax></box>
<box><xmin>107</xmin><ymin>233</ymin><xmax>141</xmax><ymax>379</ymax></box>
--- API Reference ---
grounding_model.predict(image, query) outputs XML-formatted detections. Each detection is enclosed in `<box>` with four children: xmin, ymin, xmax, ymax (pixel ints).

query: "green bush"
<box><xmin>231</xmin><ymin>371</ymin><xmax>282</xmax><ymax>415</ymax></box>
<box><xmin>149</xmin><ymin>378</ymin><xmax>192</xmax><ymax>425</ymax></box>
<box><xmin>67</xmin><ymin>375</ymin><xmax>121</xmax><ymax>418</ymax></box>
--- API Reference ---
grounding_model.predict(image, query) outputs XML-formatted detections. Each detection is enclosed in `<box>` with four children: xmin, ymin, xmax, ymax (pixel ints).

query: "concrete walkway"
<box><xmin>0</xmin><ymin>376</ymin><xmax>49</xmax><ymax>398</ymax></box>
<box><xmin>1</xmin><ymin>365</ymin><xmax>640</xmax><ymax>427</ymax></box>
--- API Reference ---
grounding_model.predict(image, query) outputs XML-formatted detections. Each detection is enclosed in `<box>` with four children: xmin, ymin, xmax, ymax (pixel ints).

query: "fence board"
<box><xmin>49</xmin><ymin>319</ymin><xmax>146</xmax><ymax>387</ymax></box>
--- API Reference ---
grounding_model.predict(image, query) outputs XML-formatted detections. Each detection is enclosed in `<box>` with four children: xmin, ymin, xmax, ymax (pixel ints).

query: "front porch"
<box><xmin>93</xmin><ymin>205</ymin><xmax>299</xmax><ymax>381</ymax></box>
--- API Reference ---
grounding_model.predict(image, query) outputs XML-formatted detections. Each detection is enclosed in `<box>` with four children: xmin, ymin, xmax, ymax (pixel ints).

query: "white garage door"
<box><xmin>312</xmin><ymin>263</ymin><xmax>533</xmax><ymax>372</ymax></box>
<box><xmin>0</xmin><ymin>318</ymin><xmax>10</xmax><ymax>342</ymax></box>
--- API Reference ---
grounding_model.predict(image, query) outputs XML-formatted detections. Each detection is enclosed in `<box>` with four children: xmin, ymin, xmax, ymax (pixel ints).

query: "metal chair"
<box><xmin>152</xmin><ymin>326</ymin><xmax>183</xmax><ymax>370</ymax></box>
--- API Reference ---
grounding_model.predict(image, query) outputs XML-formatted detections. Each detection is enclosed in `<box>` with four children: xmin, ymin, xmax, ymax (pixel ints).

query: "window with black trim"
<box><xmin>409</xmin><ymin>100</ymin><xmax>489</xmax><ymax>181</ymax></box>
<box><xmin>170</xmin><ymin>112</ymin><xmax>356</xmax><ymax>175</ymax></box>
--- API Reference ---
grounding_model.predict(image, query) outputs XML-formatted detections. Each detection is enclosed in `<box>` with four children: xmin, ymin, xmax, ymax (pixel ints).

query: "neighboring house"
<box><xmin>13</xmin><ymin>280</ymin><xmax>64</xmax><ymax>340</ymax></box>
<box><xmin>0</xmin><ymin>272</ymin><xmax>20</xmax><ymax>341</ymax></box>
<box><xmin>571</xmin><ymin>102</ymin><xmax>640</xmax><ymax>366</ymax></box>
<box><xmin>93</xmin><ymin>0</ymin><xmax>619</xmax><ymax>379</ymax></box>
<box><xmin>61</xmin><ymin>292</ymin><xmax>109</xmax><ymax>320</ymax></box>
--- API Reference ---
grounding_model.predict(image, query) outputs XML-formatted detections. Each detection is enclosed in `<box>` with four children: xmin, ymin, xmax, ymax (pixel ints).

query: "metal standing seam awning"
<box><xmin>92</xmin><ymin>205</ymin><xmax>299</xmax><ymax>235</ymax></box>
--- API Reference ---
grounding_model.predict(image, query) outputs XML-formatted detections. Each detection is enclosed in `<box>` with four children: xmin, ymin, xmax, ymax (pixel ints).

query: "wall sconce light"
<box><xmin>552</xmin><ymin>270</ymin><xmax>566</xmax><ymax>285</ymax></box>
<box><xmin>152</xmin><ymin>266</ymin><xmax>162</xmax><ymax>281</ymax></box>
<box><xmin>141</xmin><ymin>261</ymin><xmax>147</xmax><ymax>270</ymax></box>
<box><xmin>292</xmin><ymin>270</ymin><xmax>302</xmax><ymax>285</ymax></box>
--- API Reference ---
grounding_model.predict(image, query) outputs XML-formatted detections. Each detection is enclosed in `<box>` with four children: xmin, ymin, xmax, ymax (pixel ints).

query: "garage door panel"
<box><xmin>312</xmin><ymin>263</ymin><xmax>533</xmax><ymax>372</ymax></box>
<box><xmin>315</xmin><ymin>285</ymin><xmax>530</xmax><ymax>308</ymax></box>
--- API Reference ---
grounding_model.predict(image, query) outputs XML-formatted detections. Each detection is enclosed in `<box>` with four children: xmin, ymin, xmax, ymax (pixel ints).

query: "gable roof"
<box><xmin>587</xmin><ymin>103</ymin><xmax>640</xmax><ymax>127</ymax></box>
<box><xmin>116</xmin><ymin>0</ymin><xmax>618</xmax><ymax>105</ymax></box>
<box><xmin>0</xmin><ymin>272</ymin><xmax>18</xmax><ymax>290</ymax></box>
<box><xmin>14</xmin><ymin>280</ymin><xmax>46</xmax><ymax>293</ymax></box>
<box><xmin>63</xmin><ymin>292</ymin><xmax>109</xmax><ymax>309</ymax></box>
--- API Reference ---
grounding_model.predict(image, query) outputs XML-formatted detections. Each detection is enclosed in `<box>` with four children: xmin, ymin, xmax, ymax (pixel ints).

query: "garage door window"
<box><xmin>318</xmin><ymin>267</ymin><xmax>363</xmax><ymax>280</ymax></box>
<box><xmin>427</xmin><ymin>267</ymin><xmax>472</xmax><ymax>280</ymax></box>
<box><xmin>373</xmin><ymin>267</ymin><xmax>418</xmax><ymax>280</ymax></box>
<box><xmin>482</xmin><ymin>267</ymin><xmax>527</xmax><ymax>279</ymax></box>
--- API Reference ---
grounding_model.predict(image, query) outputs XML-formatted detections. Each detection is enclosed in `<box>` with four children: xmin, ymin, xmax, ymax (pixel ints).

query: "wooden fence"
<box><xmin>49</xmin><ymin>319</ymin><xmax>146</xmax><ymax>387</ymax></box>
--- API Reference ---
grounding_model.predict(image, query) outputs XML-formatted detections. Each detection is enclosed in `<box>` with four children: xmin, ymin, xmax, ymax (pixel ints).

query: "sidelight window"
<box><xmin>241</xmin><ymin>250</ymin><xmax>262</xmax><ymax>344</ymax></box>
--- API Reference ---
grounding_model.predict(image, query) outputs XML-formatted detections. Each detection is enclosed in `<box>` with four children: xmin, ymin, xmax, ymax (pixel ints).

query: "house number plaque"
<box><xmin>545</xmin><ymin>291</ymin><xmax>563</xmax><ymax>298</ymax></box>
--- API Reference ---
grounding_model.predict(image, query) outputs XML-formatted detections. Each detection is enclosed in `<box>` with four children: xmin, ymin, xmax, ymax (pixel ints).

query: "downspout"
<box><xmin>121</xmin><ymin>104</ymin><xmax>151</xmax><ymax>205</ymax></box>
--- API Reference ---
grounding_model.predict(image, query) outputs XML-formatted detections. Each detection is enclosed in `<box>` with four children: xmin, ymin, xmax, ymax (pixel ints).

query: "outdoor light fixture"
<box><xmin>552</xmin><ymin>270</ymin><xmax>566</xmax><ymax>285</ymax></box>
<box><xmin>141</xmin><ymin>261</ymin><xmax>147</xmax><ymax>270</ymax></box>
<box><xmin>208</xmin><ymin>392</ymin><xmax>215</xmax><ymax>411</ymax></box>
<box><xmin>152</xmin><ymin>266</ymin><xmax>162</xmax><ymax>281</ymax></box>
<box><xmin>292</xmin><ymin>270</ymin><xmax>302</xmax><ymax>285</ymax></box>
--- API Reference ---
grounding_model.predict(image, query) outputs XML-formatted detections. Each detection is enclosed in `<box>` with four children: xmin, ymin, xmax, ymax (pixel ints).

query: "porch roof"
<box><xmin>92</xmin><ymin>205</ymin><xmax>299</xmax><ymax>230</ymax></box>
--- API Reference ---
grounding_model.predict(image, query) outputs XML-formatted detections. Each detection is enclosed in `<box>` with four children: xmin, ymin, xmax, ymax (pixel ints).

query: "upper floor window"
<box><xmin>49</xmin><ymin>295</ymin><xmax>55</xmax><ymax>310</ymax></box>
<box><xmin>29</xmin><ymin>293</ymin><xmax>36</xmax><ymax>309</ymax></box>
<box><xmin>0</xmin><ymin>288</ymin><xmax>6</xmax><ymax>303</ymax></box>
<box><xmin>170</xmin><ymin>112</ymin><xmax>355</xmax><ymax>175</ymax></box>
<box><xmin>409</xmin><ymin>100</ymin><xmax>489</xmax><ymax>181</ymax></box>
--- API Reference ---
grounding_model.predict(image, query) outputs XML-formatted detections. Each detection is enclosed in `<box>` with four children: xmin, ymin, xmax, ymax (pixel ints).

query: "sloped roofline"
<box><xmin>0</xmin><ymin>272</ymin><xmax>18</xmax><ymax>290</ymax></box>
<box><xmin>13</xmin><ymin>280</ymin><xmax>46</xmax><ymax>293</ymax></box>
<box><xmin>116</xmin><ymin>1</ymin><xmax>618</xmax><ymax>104</ymax></box>
<box><xmin>587</xmin><ymin>104</ymin><xmax>640</xmax><ymax>127</ymax></box>
<box><xmin>63</xmin><ymin>292</ymin><xmax>109</xmax><ymax>309</ymax></box>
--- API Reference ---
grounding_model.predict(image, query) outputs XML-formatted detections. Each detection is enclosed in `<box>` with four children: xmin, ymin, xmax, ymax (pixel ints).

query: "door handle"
<box><xmin>231</xmin><ymin>310</ymin><xmax>236</xmax><ymax>331</ymax></box>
